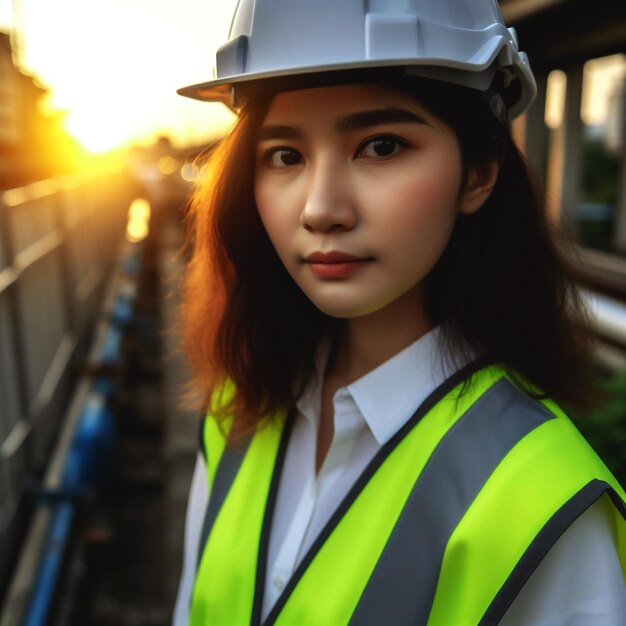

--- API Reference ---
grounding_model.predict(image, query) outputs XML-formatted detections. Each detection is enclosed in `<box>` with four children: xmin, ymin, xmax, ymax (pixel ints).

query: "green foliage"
<box><xmin>576</xmin><ymin>218</ymin><xmax>613</xmax><ymax>252</ymax></box>
<box><xmin>576</xmin><ymin>137</ymin><xmax>621</xmax><ymax>251</ymax></box>
<box><xmin>582</xmin><ymin>138</ymin><xmax>620</xmax><ymax>205</ymax></box>
<box><xmin>571</xmin><ymin>367</ymin><xmax>626</xmax><ymax>486</ymax></box>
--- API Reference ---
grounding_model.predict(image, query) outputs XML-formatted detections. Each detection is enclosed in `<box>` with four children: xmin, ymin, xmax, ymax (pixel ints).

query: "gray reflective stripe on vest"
<box><xmin>196</xmin><ymin>435</ymin><xmax>253</xmax><ymax>571</ymax></box>
<box><xmin>349</xmin><ymin>378</ymin><xmax>555</xmax><ymax>625</ymax></box>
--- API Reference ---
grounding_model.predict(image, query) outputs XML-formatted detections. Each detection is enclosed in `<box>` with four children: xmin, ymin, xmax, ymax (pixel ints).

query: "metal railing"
<box><xmin>0</xmin><ymin>171</ymin><xmax>133</xmax><ymax>596</ymax></box>
<box><xmin>1</xmin><ymin>241</ymin><xmax>141</xmax><ymax>625</ymax></box>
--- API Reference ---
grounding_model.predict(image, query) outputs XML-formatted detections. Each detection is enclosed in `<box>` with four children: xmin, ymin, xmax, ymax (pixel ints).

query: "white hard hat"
<box><xmin>178</xmin><ymin>0</ymin><xmax>536</xmax><ymax>120</ymax></box>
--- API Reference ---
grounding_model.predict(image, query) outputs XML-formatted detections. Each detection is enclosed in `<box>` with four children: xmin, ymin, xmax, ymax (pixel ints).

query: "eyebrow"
<box><xmin>257</xmin><ymin>108</ymin><xmax>428</xmax><ymax>142</ymax></box>
<box><xmin>336</xmin><ymin>108</ymin><xmax>428</xmax><ymax>133</ymax></box>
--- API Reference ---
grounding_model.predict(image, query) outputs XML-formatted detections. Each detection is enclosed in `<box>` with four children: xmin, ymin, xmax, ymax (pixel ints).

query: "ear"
<box><xmin>458</xmin><ymin>160</ymin><xmax>500</xmax><ymax>215</ymax></box>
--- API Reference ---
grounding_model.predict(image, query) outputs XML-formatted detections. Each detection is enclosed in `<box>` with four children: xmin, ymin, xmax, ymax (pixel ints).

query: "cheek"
<box><xmin>255</xmin><ymin>179</ymin><xmax>298</xmax><ymax>261</ymax></box>
<box><xmin>363</xmin><ymin>152</ymin><xmax>462</xmax><ymax>254</ymax></box>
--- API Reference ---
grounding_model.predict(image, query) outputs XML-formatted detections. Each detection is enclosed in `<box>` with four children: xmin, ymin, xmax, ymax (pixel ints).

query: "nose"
<box><xmin>300</xmin><ymin>160</ymin><xmax>357</xmax><ymax>233</ymax></box>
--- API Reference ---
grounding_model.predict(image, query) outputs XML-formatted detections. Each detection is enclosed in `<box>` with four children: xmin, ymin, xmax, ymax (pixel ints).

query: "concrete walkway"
<box><xmin>71</xmin><ymin>202</ymin><xmax>198</xmax><ymax>625</ymax></box>
<box><xmin>160</xmin><ymin>211</ymin><xmax>200</xmax><ymax>611</ymax></box>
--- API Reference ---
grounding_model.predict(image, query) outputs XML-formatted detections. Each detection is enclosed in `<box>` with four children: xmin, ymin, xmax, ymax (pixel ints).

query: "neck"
<box><xmin>328</xmin><ymin>286</ymin><xmax>433</xmax><ymax>385</ymax></box>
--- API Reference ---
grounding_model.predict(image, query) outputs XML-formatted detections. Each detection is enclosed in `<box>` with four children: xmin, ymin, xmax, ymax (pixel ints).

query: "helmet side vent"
<box><xmin>216</xmin><ymin>35</ymin><xmax>249</xmax><ymax>78</ymax></box>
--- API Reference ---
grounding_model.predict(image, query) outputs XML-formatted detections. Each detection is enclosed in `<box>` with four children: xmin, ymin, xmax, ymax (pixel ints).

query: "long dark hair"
<box><xmin>182</xmin><ymin>70</ymin><xmax>599</xmax><ymax>438</ymax></box>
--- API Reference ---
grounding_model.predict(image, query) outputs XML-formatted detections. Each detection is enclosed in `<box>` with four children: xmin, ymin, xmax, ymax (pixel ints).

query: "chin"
<box><xmin>306</xmin><ymin>293</ymin><xmax>390</xmax><ymax>319</ymax></box>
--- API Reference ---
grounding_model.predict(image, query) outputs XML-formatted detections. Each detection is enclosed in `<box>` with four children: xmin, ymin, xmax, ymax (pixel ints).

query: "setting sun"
<box><xmin>1</xmin><ymin>0</ymin><xmax>239</xmax><ymax>152</ymax></box>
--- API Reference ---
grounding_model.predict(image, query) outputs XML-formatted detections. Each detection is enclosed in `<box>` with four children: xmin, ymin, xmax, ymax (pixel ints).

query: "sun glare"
<box><xmin>65</xmin><ymin>111</ymin><xmax>138</xmax><ymax>154</ymax></box>
<box><xmin>13</xmin><ymin>0</ymin><xmax>240</xmax><ymax>153</ymax></box>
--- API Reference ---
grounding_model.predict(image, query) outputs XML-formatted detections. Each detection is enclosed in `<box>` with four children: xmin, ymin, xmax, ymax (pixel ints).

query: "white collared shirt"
<box><xmin>173</xmin><ymin>327</ymin><xmax>626</xmax><ymax>625</ymax></box>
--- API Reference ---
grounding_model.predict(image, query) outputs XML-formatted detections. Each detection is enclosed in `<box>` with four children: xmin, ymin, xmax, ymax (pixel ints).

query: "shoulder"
<box><xmin>500</xmin><ymin>495</ymin><xmax>626</xmax><ymax>625</ymax></box>
<box><xmin>462</xmin><ymin>371</ymin><xmax>626</xmax><ymax>622</ymax></box>
<box><xmin>478</xmin><ymin>372</ymin><xmax>626</xmax><ymax>521</ymax></box>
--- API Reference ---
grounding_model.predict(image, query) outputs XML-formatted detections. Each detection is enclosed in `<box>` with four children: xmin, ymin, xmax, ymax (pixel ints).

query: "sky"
<box><xmin>0</xmin><ymin>1</ymin><xmax>624</xmax><ymax>153</ymax></box>
<box><xmin>0</xmin><ymin>0</ymin><xmax>240</xmax><ymax>152</ymax></box>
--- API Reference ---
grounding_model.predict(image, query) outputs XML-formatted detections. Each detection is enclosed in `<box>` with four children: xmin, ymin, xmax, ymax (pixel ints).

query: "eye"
<box><xmin>267</xmin><ymin>147</ymin><xmax>303</xmax><ymax>168</ymax></box>
<box><xmin>357</xmin><ymin>135</ymin><xmax>406</xmax><ymax>159</ymax></box>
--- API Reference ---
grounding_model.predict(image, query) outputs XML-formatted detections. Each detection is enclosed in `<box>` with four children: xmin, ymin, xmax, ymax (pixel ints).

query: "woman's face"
<box><xmin>254</xmin><ymin>83</ymin><xmax>476</xmax><ymax>319</ymax></box>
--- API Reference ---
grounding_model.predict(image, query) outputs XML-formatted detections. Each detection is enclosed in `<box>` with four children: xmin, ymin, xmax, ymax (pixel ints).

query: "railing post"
<box><xmin>559</xmin><ymin>64</ymin><xmax>585</xmax><ymax>236</ymax></box>
<box><xmin>0</xmin><ymin>193</ymin><xmax>29</xmax><ymax>425</ymax></box>
<box><xmin>53</xmin><ymin>181</ymin><xmax>77</xmax><ymax>338</ymax></box>
<box><xmin>612</xmin><ymin>81</ymin><xmax>626</xmax><ymax>254</ymax></box>
<box><xmin>524</xmin><ymin>72</ymin><xmax>550</xmax><ymax>184</ymax></box>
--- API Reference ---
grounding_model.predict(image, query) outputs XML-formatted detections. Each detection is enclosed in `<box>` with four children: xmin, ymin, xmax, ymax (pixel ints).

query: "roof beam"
<box><xmin>501</xmin><ymin>0</ymin><xmax>569</xmax><ymax>23</ymax></box>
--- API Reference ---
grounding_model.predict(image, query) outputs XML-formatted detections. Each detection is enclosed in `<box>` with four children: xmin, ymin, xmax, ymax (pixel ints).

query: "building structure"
<box><xmin>0</xmin><ymin>32</ymin><xmax>84</xmax><ymax>190</ymax></box>
<box><xmin>501</xmin><ymin>0</ymin><xmax>626</xmax><ymax>258</ymax></box>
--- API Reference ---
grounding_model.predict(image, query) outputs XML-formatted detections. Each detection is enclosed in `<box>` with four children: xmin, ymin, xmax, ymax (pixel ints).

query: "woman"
<box><xmin>174</xmin><ymin>1</ymin><xmax>626</xmax><ymax>624</ymax></box>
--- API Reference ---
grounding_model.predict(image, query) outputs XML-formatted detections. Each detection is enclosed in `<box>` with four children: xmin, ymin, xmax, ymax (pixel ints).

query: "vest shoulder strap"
<box><xmin>426</xmin><ymin>386</ymin><xmax>626</xmax><ymax>626</ymax></box>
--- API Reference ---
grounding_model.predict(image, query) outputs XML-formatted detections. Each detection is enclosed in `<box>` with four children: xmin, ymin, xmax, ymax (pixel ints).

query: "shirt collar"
<box><xmin>296</xmin><ymin>325</ymin><xmax>475</xmax><ymax>446</ymax></box>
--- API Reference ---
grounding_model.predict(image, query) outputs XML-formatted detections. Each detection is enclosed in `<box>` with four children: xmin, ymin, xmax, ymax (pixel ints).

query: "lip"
<box><xmin>304</xmin><ymin>251</ymin><xmax>373</xmax><ymax>278</ymax></box>
<box><xmin>304</xmin><ymin>251</ymin><xmax>369</xmax><ymax>263</ymax></box>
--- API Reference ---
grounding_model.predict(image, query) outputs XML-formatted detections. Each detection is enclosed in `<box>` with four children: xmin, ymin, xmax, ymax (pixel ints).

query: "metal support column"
<box><xmin>54</xmin><ymin>186</ymin><xmax>76</xmax><ymax>336</ymax></box>
<box><xmin>612</xmin><ymin>81</ymin><xmax>626</xmax><ymax>254</ymax></box>
<box><xmin>524</xmin><ymin>72</ymin><xmax>550</xmax><ymax>183</ymax></box>
<box><xmin>559</xmin><ymin>64</ymin><xmax>585</xmax><ymax>236</ymax></box>
<box><xmin>0</xmin><ymin>194</ymin><xmax>29</xmax><ymax>425</ymax></box>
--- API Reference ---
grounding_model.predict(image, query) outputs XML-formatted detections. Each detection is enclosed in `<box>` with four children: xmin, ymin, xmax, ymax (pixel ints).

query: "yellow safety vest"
<box><xmin>189</xmin><ymin>360</ymin><xmax>626</xmax><ymax>625</ymax></box>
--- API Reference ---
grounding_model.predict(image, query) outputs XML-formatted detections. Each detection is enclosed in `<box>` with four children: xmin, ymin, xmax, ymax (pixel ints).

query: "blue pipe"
<box><xmin>23</xmin><ymin>395</ymin><xmax>116</xmax><ymax>625</ymax></box>
<box><xmin>100</xmin><ymin>326</ymin><xmax>122</xmax><ymax>367</ymax></box>
<box><xmin>120</xmin><ymin>250</ymin><xmax>142</xmax><ymax>276</ymax></box>
<box><xmin>23</xmin><ymin>504</ymin><xmax>75</xmax><ymax>626</ymax></box>
<box><xmin>110</xmin><ymin>293</ymin><xmax>135</xmax><ymax>328</ymax></box>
